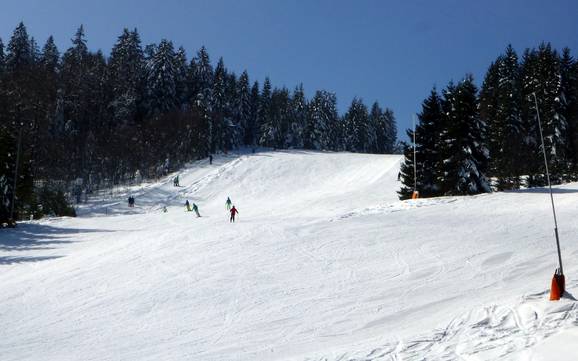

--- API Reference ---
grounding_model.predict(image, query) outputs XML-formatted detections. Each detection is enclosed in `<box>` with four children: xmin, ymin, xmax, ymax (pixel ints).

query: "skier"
<box><xmin>162</xmin><ymin>206</ymin><xmax>168</xmax><ymax>213</ymax></box>
<box><xmin>225</xmin><ymin>197</ymin><xmax>232</xmax><ymax>210</ymax></box>
<box><xmin>185</xmin><ymin>200</ymin><xmax>191</xmax><ymax>212</ymax></box>
<box><xmin>174</xmin><ymin>175</ymin><xmax>180</xmax><ymax>187</ymax></box>
<box><xmin>209</xmin><ymin>155</ymin><xmax>213</xmax><ymax>165</ymax></box>
<box><xmin>229</xmin><ymin>205</ymin><xmax>239</xmax><ymax>223</ymax></box>
<box><xmin>192</xmin><ymin>203</ymin><xmax>201</xmax><ymax>217</ymax></box>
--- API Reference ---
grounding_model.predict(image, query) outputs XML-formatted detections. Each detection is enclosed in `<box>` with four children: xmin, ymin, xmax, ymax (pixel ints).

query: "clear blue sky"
<box><xmin>1</xmin><ymin>0</ymin><xmax>577</xmax><ymax>139</ymax></box>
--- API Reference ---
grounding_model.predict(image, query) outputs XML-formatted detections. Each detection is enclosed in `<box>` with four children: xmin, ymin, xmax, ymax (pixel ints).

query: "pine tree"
<box><xmin>248</xmin><ymin>81</ymin><xmax>260</xmax><ymax>147</ymax></box>
<box><xmin>5</xmin><ymin>22</ymin><xmax>33</xmax><ymax>71</ymax></box>
<box><xmin>521</xmin><ymin>44</ymin><xmax>567</xmax><ymax>185</ymax></box>
<box><xmin>257</xmin><ymin>77</ymin><xmax>273</xmax><ymax>146</ymax></box>
<box><xmin>0</xmin><ymin>38</ymin><xmax>5</xmax><ymax>74</ymax></box>
<box><xmin>383</xmin><ymin>108</ymin><xmax>397</xmax><ymax>153</ymax></box>
<box><xmin>145</xmin><ymin>39</ymin><xmax>177</xmax><ymax>116</ymax></box>
<box><xmin>224</xmin><ymin>72</ymin><xmax>240</xmax><ymax>149</ymax></box>
<box><xmin>560</xmin><ymin>48</ymin><xmax>578</xmax><ymax>175</ymax></box>
<box><xmin>175</xmin><ymin>46</ymin><xmax>188</xmax><ymax>109</ymax></box>
<box><xmin>108</xmin><ymin>28</ymin><xmax>145</xmax><ymax>126</ymax></box>
<box><xmin>304</xmin><ymin>90</ymin><xmax>337</xmax><ymax>150</ymax></box>
<box><xmin>287</xmin><ymin>84</ymin><xmax>307</xmax><ymax>148</ymax></box>
<box><xmin>480</xmin><ymin>45</ymin><xmax>524</xmax><ymax>190</ymax></box>
<box><xmin>191</xmin><ymin>46</ymin><xmax>214</xmax><ymax>155</ymax></box>
<box><xmin>211</xmin><ymin>57</ymin><xmax>227</xmax><ymax>153</ymax></box>
<box><xmin>398</xmin><ymin>139</ymin><xmax>418</xmax><ymax>200</ymax></box>
<box><xmin>238</xmin><ymin>70</ymin><xmax>251</xmax><ymax>145</ymax></box>
<box><xmin>344</xmin><ymin>97</ymin><xmax>370</xmax><ymax>152</ymax></box>
<box><xmin>440</xmin><ymin>76</ymin><xmax>491</xmax><ymax>195</ymax></box>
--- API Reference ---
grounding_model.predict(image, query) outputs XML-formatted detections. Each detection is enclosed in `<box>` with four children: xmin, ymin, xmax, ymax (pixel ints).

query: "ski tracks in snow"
<box><xmin>312</xmin><ymin>294</ymin><xmax>577</xmax><ymax>361</ymax></box>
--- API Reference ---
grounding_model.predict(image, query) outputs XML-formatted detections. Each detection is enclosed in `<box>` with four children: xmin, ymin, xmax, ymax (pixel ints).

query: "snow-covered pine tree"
<box><xmin>175</xmin><ymin>46</ymin><xmax>189</xmax><ymax>110</ymax></box>
<box><xmin>211</xmin><ymin>57</ymin><xmax>227</xmax><ymax>153</ymax></box>
<box><xmin>108</xmin><ymin>28</ymin><xmax>145</xmax><ymax>127</ymax></box>
<box><xmin>261</xmin><ymin>87</ymin><xmax>290</xmax><ymax>148</ymax></box>
<box><xmin>193</xmin><ymin>46</ymin><xmax>214</xmax><ymax>156</ymax></box>
<box><xmin>224</xmin><ymin>72</ymin><xmax>241</xmax><ymax>149</ymax></box>
<box><xmin>382</xmin><ymin>108</ymin><xmax>397</xmax><ymax>153</ymax></box>
<box><xmin>257</xmin><ymin>78</ymin><xmax>273</xmax><ymax>147</ymax></box>
<box><xmin>440</xmin><ymin>76</ymin><xmax>491</xmax><ymax>195</ymax></box>
<box><xmin>344</xmin><ymin>97</ymin><xmax>370</xmax><ymax>152</ymax></box>
<box><xmin>560</xmin><ymin>48</ymin><xmax>578</xmax><ymax>176</ymax></box>
<box><xmin>238</xmin><ymin>70</ymin><xmax>252</xmax><ymax>145</ymax></box>
<box><xmin>368</xmin><ymin>102</ymin><xmax>383</xmax><ymax>153</ymax></box>
<box><xmin>480</xmin><ymin>45</ymin><xmax>524</xmax><ymax>190</ymax></box>
<box><xmin>369</xmin><ymin>102</ymin><xmax>397</xmax><ymax>154</ymax></box>
<box><xmin>304</xmin><ymin>90</ymin><xmax>337</xmax><ymax>150</ymax></box>
<box><xmin>145</xmin><ymin>39</ymin><xmax>177</xmax><ymax>116</ymax></box>
<box><xmin>521</xmin><ymin>43</ymin><xmax>567</xmax><ymax>185</ymax></box>
<box><xmin>248</xmin><ymin>81</ymin><xmax>260</xmax><ymax>147</ymax></box>
<box><xmin>287</xmin><ymin>84</ymin><xmax>307</xmax><ymax>148</ymax></box>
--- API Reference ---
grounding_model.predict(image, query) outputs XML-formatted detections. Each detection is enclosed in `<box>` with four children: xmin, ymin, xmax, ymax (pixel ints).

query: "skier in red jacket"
<box><xmin>229</xmin><ymin>205</ymin><xmax>239</xmax><ymax>223</ymax></box>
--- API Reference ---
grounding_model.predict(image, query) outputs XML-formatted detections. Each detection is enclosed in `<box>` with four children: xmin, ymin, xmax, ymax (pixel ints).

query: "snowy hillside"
<box><xmin>0</xmin><ymin>150</ymin><xmax>576</xmax><ymax>361</ymax></box>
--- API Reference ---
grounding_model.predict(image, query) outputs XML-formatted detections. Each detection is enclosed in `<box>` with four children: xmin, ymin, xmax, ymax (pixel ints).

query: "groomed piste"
<box><xmin>1</xmin><ymin>150</ymin><xmax>576</xmax><ymax>361</ymax></box>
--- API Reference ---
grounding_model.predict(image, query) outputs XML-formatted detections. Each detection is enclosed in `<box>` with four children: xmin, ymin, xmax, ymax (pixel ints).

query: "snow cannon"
<box><xmin>411</xmin><ymin>191</ymin><xmax>419</xmax><ymax>200</ymax></box>
<box><xmin>549</xmin><ymin>268</ymin><xmax>565</xmax><ymax>301</ymax></box>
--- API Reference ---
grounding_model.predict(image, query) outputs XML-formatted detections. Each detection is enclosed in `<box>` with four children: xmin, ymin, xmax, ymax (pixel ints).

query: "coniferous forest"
<box><xmin>399</xmin><ymin>44</ymin><xmax>578</xmax><ymax>199</ymax></box>
<box><xmin>0</xmin><ymin>23</ymin><xmax>397</xmax><ymax>224</ymax></box>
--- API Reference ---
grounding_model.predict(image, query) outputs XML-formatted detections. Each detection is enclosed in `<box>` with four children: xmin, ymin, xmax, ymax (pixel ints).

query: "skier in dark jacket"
<box><xmin>225</xmin><ymin>197</ymin><xmax>232</xmax><ymax>210</ymax></box>
<box><xmin>185</xmin><ymin>200</ymin><xmax>191</xmax><ymax>212</ymax></box>
<box><xmin>192</xmin><ymin>203</ymin><xmax>200</xmax><ymax>217</ymax></box>
<box><xmin>229</xmin><ymin>205</ymin><xmax>238</xmax><ymax>222</ymax></box>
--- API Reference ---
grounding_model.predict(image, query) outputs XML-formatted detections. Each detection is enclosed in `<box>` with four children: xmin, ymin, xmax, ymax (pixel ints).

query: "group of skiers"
<box><xmin>128</xmin><ymin>168</ymin><xmax>240</xmax><ymax>222</ymax></box>
<box><xmin>183</xmin><ymin>196</ymin><xmax>239</xmax><ymax>222</ymax></box>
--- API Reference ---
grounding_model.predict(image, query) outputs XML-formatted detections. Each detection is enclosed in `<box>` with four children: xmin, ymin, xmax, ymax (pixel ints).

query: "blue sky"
<box><xmin>1</xmin><ymin>0</ymin><xmax>577</xmax><ymax>139</ymax></box>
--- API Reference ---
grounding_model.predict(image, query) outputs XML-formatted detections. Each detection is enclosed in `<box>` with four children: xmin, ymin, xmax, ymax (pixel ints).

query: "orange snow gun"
<box><xmin>549</xmin><ymin>268</ymin><xmax>565</xmax><ymax>301</ymax></box>
<box><xmin>411</xmin><ymin>191</ymin><xmax>419</xmax><ymax>200</ymax></box>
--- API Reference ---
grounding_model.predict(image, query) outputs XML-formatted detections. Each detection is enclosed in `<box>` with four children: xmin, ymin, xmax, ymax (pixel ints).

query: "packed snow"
<box><xmin>0</xmin><ymin>150</ymin><xmax>576</xmax><ymax>361</ymax></box>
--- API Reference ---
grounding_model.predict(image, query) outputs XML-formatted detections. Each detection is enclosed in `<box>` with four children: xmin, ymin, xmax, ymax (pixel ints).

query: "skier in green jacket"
<box><xmin>225</xmin><ymin>197</ymin><xmax>232</xmax><ymax>210</ymax></box>
<box><xmin>192</xmin><ymin>203</ymin><xmax>201</xmax><ymax>217</ymax></box>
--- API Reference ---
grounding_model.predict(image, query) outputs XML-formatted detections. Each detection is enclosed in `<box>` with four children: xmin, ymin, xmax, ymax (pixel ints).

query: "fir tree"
<box><xmin>481</xmin><ymin>45</ymin><xmax>524</xmax><ymax>189</ymax></box>
<box><xmin>440</xmin><ymin>76</ymin><xmax>491</xmax><ymax>195</ymax></box>
<box><xmin>287</xmin><ymin>84</ymin><xmax>307</xmax><ymax>148</ymax></box>
<box><xmin>211</xmin><ymin>57</ymin><xmax>227</xmax><ymax>152</ymax></box>
<box><xmin>521</xmin><ymin>43</ymin><xmax>567</xmax><ymax>185</ymax></box>
<box><xmin>344</xmin><ymin>97</ymin><xmax>370</xmax><ymax>152</ymax></box>
<box><xmin>238</xmin><ymin>70</ymin><xmax>251</xmax><ymax>145</ymax></box>
<box><xmin>145</xmin><ymin>39</ymin><xmax>177</xmax><ymax>116</ymax></box>
<box><xmin>560</xmin><ymin>48</ymin><xmax>578</xmax><ymax>174</ymax></box>
<box><xmin>304</xmin><ymin>90</ymin><xmax>337</xmax><ymax>150</ymax></box>
<box><xmin>257</xmin><ymin>78</ymin><xmax>273</xmax><ymax>146</ymax></box>
<box><xmin>248</xmin><ymin>81</ymin><xmax>260</xmax><ymax>147</ymax></box>
<box><xmin>108</xmin><ymin>28</ymin><xmax>145</xmax><ymax>126</ymax></box>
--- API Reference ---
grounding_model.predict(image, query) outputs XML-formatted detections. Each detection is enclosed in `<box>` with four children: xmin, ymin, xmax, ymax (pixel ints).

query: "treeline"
<box><xmin>0</xmin><ymin>22</ymin><xmax>397</xmax><ymax>224</ymax></box>
<box><xmin>399</xmin><ymin>44</ymin><xmax>578</xmax><ymax>199</ymax></box>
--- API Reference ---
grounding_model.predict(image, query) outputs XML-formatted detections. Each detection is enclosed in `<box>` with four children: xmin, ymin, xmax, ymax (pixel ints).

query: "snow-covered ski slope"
<box><xmin>1</xmin><ymin>150</ymin><xmax>577</xmax><ymax>361</ymax></box>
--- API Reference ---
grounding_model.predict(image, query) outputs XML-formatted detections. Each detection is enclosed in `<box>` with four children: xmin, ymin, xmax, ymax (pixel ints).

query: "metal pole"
<box><xmin>9</xmin><ymin>126</ymin><xmax>23</xmax><ymax>222</ymax></box>
<box><xmin>413</xmin><ymin>114</ymin><xmax>417</xmax><ymax>193</ymax></box>
<box><xmin>533</xmin><ymin>92</ymin><xmax>563</xmax><ymax>275</ymax></box>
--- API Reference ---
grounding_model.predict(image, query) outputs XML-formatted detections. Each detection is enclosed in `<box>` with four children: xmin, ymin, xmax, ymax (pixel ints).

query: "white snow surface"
<box><xmin>1</xmin><ymin>149</ymin><xmax>577</xmax><ymax>361</ymax></box>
